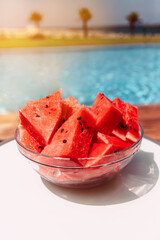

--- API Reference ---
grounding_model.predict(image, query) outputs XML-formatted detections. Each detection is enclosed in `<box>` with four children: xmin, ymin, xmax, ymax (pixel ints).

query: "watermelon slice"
<box><xmin>125</xmin><ymin>103</ymin><xmax>140</xmax><ymax>142</ymax></box>
<box><xmin>85</xmin><ymin>143</ymin><xmax>114</xmax><ymax>167</ymax></box>
<box><xmin>112</xmin><ymin>97</ymin><xmax>125</xmax><ymax>112</ymax></box>
<box><xmin>40</xmin><ymin>105</ymin><xmax>96</xmax><ymax>165</ymax></box>
<box><xmin>61</xmin><ymin>96</ymin><xmax>81</xmax><ymax>123</ymax></box>
<box><xmin>112</xmin><ymin>97</ymin><xmax>127</xmax><ymax>140</ymax></box>
<box><xmin>89</xmin><ymin>143</ymin><xmax>114</xmax><ymax>157</ymax></box>
<box><xmin>97</xmin><ymin>133</ymin><xmax>133</xmax><ymax>151</ymax></box>
<box><xmin>19</xmin><ymin>89</ymin><xmax>62</xmax><ymax>148</ymax></box>
<box><xmin>18</xmin><ymin>124</ymin><xmax>42</xmax><ymax>153</ymax></box>
<box><xmin>112</xmin><ymin>98</ymin><xmax>140</xmax><ymax>142</ymax></box>
<box><xmin>91</xmin><ymin>92</ymin><xmax>122</xmax><ymax>135</ymax></box>
<box><xmin>112</xmin><ymin>124</ymin><xmax>127</xmax><ymax>141</ymax></box>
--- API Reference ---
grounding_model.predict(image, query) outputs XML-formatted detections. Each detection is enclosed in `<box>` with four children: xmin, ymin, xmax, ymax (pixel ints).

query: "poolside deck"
<box><xmin>0</xmin><ymin>104</ymin><xmax>160</xmax><ymax>142</ymax></box>
<box><xmin>138</xmin><ymin>104</ymin><xmax>160</xmax><ymax>142</ymax></box>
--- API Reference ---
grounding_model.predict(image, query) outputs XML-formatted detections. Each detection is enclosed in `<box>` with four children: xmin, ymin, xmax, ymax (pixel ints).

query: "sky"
<box><xmin>0</xmin><ymin>0</ymin><xmax>160</xmax><ymax>28</ymax></box>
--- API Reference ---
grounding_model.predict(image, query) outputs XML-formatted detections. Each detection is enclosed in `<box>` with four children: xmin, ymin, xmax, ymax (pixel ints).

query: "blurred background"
<box><xmin>0</xmin><ymin>0</ymin><xmax>160</xmax><ymax>141</ymax></box>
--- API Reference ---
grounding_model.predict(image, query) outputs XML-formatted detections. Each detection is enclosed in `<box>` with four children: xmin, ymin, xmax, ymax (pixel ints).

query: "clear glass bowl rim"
<box><xmin>15</xmin><ymin>123</ymin><xmax>143</xmax><ymax>169</ymax></box>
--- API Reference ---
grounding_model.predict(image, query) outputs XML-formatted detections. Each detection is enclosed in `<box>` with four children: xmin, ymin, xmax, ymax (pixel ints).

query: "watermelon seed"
<box><xmin>101</xmin><ymin>96</ymin><xmax>104</xmax><ymax>100</ymax></box>
<box><xmin>122</xmin><ymin>125</ymin><xmax>124</xmax><ymax>128</ymax></box>
<box><xmin>134</xmin><ymin>128</ymin><xmax>137</xmax><ymax>132</ymax></box>
<box><xmin>45</xmin><ymin>104</ymin><xmax>49</xmax><ymax>108</ymax></box>
<box><xmin>79</xmin><ymin>121</ymin><xmax>82</xmax><ymax>126</ymax></box>
<box><xmin>65</xmin><ymin>130</ymin><xmax>68</xmax><ymax>133</ymax></box>
<box><xmin>77</xmin><ymin>116</ymin><xmax>81</xmax><ymax>120</ymax></box>
<box><xmin>35</xmin><ymin>114</ymin><xmax>40</xmax><ymax>117</ymax></box>
<box><xmin>61</xmin><ymin>129</ymin><xmax>64</xmax><ymax>132</ymax></box>
<box><xmin>46</xmin><ymin>96</ymin><xmax>49</xmax><ymax>98</ymax></box>
<box><xmin>38</xmin><ymin>146</ymin><xmax>42</xmax><ymax>149</ymax></box>
<box><xmin>114</xmin><ymin>150</ymin><xmax>117</xmax><ymax>153</ymax></box>
<box><xmin>63</xmin><ymin>139</ymin><xmax>67</xmax><ymax>143</ymax></box>
<box><xmin>81</xmin><ymin>128</ymin><xmax>84</xmax><ymax>132</ymax></box>
<box><xmin>125</xmin><ymin>125</ymin><xmax>127</xmax><ymax>128</ymax></box>
<box><xmin>130</xmin><ymin>126</ymin><xmax>132</xmax><ymax>129</ymax></box>
<box><xmin>62</xmin><ymin>118</ymin><xmax>65</xmax><ymax>123</ymax></box>
<box><xmin>130</xmin><ymin>119</ymin><xmax>132</xmax><ymax>122</ymax></box>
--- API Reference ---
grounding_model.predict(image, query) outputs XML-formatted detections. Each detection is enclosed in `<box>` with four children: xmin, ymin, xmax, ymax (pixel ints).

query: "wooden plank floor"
<box><xmin>138</xmin><ymin>104</ymin><xmax>160</xmax><ymax>142</ymax></box>
<box><xmin>0</xmin><ymin>112</ymin><xmax>19</xmax><ymax>141</ymax></box>
<box><xmin>0</xmin><ymin>104</ymin><xmax>160</xmax><ymax>142</ymax></box>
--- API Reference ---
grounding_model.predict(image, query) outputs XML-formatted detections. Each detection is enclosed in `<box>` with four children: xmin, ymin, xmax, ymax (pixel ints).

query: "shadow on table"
<box><xmin>42</xmin><ymin>150</ymin><xmax>159</xmax><ymax>206</ymax></box>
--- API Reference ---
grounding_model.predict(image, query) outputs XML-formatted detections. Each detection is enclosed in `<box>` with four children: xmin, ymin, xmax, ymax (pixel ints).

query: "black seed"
<box><xmin>62</xmin><ymin>118</ymin><xmax>65</xmax><ymax>123</ymax></box>
<box><xmin>45</xmin><ymin>104</ymin><xmax>49</xmax><ymax>108</ymax></box>
<box><xmin>130</xmin><ymin>126</ymin><xmax>132</xmax><ymax>129</ymax></box>
<box><xmin>77</xmin><ymin>116</ymin><xmax>81</xmax><ymax>120</ymax></box>
<box><xmin>61</xmin><ymin>129</ymin><xmax>64</xmax><ymax>133</ymax></box>
<box><xmin>125</xmin><ymin>125</ymin><xmax>127</xmax><ymax>128</ymax></box>
<box><xmin>36</xmin><ymin>114</ymin><xmax>40</xmax><ymax>117</ymax></box>
<box><xmin>81</xmin><ymin>128</ymin><xmax>84</xmax><ymax>132</ymax></box>
<box><xmin>121</xmin><ymin>125</ymin><xmax>124</xmax><ymax>129</ymax></box>
<box><xmin>79</xmin><ymin>121</ymin><xmax>82</xmax><ymax>126</ymax></box>
<box><xmin>102</xmin><ymin>93</ymin><xmax>104</xmax><ymax>96</ymax></box>
<box><xmin>134</xmin><ymin>128</ymin><xmax>137</xmax><ymax>132</ymax></box>
<box><xmin>114</xmin><ymin>150</ymin><xmax>118</xmax><ymax>153</ymax></box>
<box><xmin>101</xmin><ymin>96</ymin><xmax>104</xmax><ymax>100</ymax></box>
<box><xmin>63</xmin><ymin>139</ymin><xmax>67</xmax><ymax>143</ymax></box>
<box><xmin>130</xmin><ymin>119</ymin><xmax>132</xmax><ymax>123</ymax></box>
<box><xmin>46</xmin><ymin>96</ymin><xmax>49</xmax><ymax>98</ymax></box>
<box><xmin>38</xmin><ymin>146</ymin><xmax>42</xmax><ymax>149</ymax></box>
<box><xmin>65</xmin><ymin>130</ymin><xmax>68</xmax><ymax>133</ymax></box>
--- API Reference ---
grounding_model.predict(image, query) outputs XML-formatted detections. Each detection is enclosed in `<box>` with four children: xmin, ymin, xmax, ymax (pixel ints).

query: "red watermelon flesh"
<box><xmin>91</xmin><ymin>92</ymin><xmax>122</xmax><ymax>135</ymax></box>
<box><xmin>112</xmin><ymin>124</ymin><xmax>127</xmax><ymax>141</ymax></box>
<box><xmin>40</xmin><ymin>105</ymin><xmax>96</xmax><ymax>166</ymax></box>
<box><xmin>19</xmin><ymin>89</ymin><xmax>62</xmax><ymax>148</ymax></box>
<box><xmin>18</xmin><ymin>125</ymin><xmax>42</xmax><ymax>153</ymax></box>
<box><xmin>112</xmin><ymin>98</ymin><xmax>140</xmax><ymax>142</ymax></box>
<box><xmin>97</xmin><ymin>133</ymin><xmax>133</xmax><ymax>151</ymax></box>
<box><xmin>61</xmin><ymin>96</ymin><xmax>81</xmax><ymax>123</ymax></box>
<box><xmin>85</xmin><ymin>143</ymin><xmax>114</xmax><ymax>167</ymax></box>
<box><xmin>112</xmin><ymin>97</ymin><xmax>125</xmax><ymax>112</ymax></box>
<box><xmin>112</xmin><ymin>97</ymin><xmax>127</xmax><ymax>140</ymax></box>
<box><xmin>125</xmin><ymin>103</ymin><xmax>140</xmax><ymax>142</ymax></box>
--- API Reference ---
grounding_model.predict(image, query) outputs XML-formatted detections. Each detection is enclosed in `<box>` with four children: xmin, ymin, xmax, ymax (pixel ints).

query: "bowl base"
<box><xmin>41</xmin><ymin>173</ymin><xmax>117</xmax><ymax>189</ymax></box>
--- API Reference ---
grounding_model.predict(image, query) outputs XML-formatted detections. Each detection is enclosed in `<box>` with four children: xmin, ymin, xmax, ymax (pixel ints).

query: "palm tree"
<box><xmin>126</xmin><ymin>12</ymin><xmax>139</xmax><ymax>36</ymax></box>
<box><xmin>79</xmin><ymin>8</ymin><xmax>92</xmax><ymax>37</ymax></box>
<box><xmin>29</xmin><ymin>12</ymin><xmax>43</xmax><ymax>28</ymax></box>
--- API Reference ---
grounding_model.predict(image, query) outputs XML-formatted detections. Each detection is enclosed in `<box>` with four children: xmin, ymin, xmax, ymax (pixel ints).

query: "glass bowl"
<box><xmin>15</xmin><ymin>123</ymin><xmax>143</xmax><ymax>188</ymax></box>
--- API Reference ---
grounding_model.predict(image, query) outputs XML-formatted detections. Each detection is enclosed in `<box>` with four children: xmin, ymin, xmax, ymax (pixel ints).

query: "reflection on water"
<box><xmin>42</xmin><ymin>150</ymin><xmax>159</xmax><ymax>206</ymax></box>
<box><xmin>0</xmin><ymin>45</ymin><xmax>160</xmax><ymax>113</ymax></box>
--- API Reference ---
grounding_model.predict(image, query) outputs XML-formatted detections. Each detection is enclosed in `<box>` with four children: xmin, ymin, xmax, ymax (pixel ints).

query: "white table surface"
<box><xmin>0</xmin><ymin>137</ymin><xmax>160</xmax><ymax>240</ymax></box>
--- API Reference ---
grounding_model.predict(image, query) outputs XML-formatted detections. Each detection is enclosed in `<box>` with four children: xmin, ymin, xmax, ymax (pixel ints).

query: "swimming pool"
<box><xmin>0</xmin><ymin>44</ymin><xmax>160</xmax><ymax>113</ymax></box>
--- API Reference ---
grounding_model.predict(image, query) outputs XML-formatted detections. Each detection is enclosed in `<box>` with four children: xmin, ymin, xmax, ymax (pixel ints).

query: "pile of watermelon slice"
<box><xmin>18</xmin><ymin>89</ymin><xmax>140</xmax><ymax>168</ymax></box>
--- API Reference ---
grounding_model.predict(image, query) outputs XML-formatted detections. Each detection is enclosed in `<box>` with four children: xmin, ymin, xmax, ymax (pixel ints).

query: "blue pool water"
<box><xmin>0</xmin><ymin>44</ymin><xmax>160</xmax><ymax>113</ymax></box>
